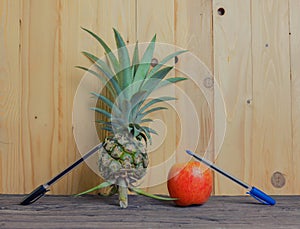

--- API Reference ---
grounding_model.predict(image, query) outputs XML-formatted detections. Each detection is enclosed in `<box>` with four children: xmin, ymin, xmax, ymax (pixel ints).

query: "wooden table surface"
<box><xmin>0</xmin><ymin>195</ymin><xmax>299</xmax><ymax>228</ymax></box>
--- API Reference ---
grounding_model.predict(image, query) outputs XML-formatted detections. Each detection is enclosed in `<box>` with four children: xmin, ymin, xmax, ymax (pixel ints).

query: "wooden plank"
<box><xmin>251</xmin><ymin>0</ymin><xmax>292</xmax><ymax>194</ymax></box>
<box><xmin>289</xmin><ymin>0</ymin><xmax>300</xmax><ymax>194</ymax></box>
<box><xmin>175</xmin><ymin>0</ymin><xmax>213</xmax><ymax>70</ymax></box>
<box><xmin>175</xmin><ymin>0</ymin><xmax>213</xmax><ymax>155</ymax></box>
<box><xmin>0</xmin><ymin>0</ymin><xmax>22</xmax><ymax>193</ymax></box>
<box><xmin>137</xmin><ymin>0</ymin><xmax>174</xmax><ymax>42</ymax></box>
<box><xmin>18</xmin><ymin>0</ymin><xmax>137</xmax><ymax>195</ymax></box>
<box><xmin>213</xmin><ymin>0</ymin><xmax>253</xmax><ymax>194</ymax></box>
<box><xmin>174</xmin><ymin>0</ymin><xmax>214</xmax><ymax>179</ymax></box>
<box><xmin>73</xmin><ymin>0</ymin><xmax>137</xmax><ymax>194</ymax></box>
<box><xmin>1</xmin><ymin>0</ymin><xmax>299</xmax><ymax>196</ymax></box>
<box><xmin>136</xmin><ymin>0</ymin><xmax>175</xmax><ymax>194</ymax></box>
<box><xmin>1</xmin><ymin>195</ymin><xmax>300</xmax><ymax>228</ymax></box>
<box><xmin>47</xmin><ymin>0</ymin><xmax>100</xmax><ymax>195</ymax></box>
<box><xmin>20</xmin><ymin>0</ymin><xmax>64</xmax><ymax>193</ymax></box>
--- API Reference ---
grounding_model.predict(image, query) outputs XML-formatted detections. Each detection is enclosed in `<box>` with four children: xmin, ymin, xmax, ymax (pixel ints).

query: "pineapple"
<box><xmin>77</xmin><ymin>28</ymin><xmax>187</xmax><ymax>208</ymax></box>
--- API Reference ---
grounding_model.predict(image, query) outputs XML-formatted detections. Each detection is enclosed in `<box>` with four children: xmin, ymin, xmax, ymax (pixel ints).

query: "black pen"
<box><xmin>20</xmin><ymin>143</ymin><xmax>102</xmax><ymax>205</ymax></box>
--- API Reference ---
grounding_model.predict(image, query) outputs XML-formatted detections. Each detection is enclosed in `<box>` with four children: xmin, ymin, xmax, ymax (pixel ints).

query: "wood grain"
<box><xmin>1</xmin><ymin>0</ymin><xmax>300</xmax><ymax>195</ymax></box>
<box><xmin>213</xmin><ymin>0</ymin><xmax>253</xmax><ymax>194</ymax></box>
<box><xmin>4</xmin><ymin>0</ymin><xmax>137</xmax><ymax>194</ymax></box>
<box><xmin>289</xmin><ymin>0</ymin><xmax>300</xmax><ymax>193</ymax></box>
<box><xmin>0</xmin><ymin>0</ymin><xmax>22</xmax><ymax>193</ymax></box>
<box><xmin>20</xmin><ymin>0</ymin><xmax>69</xmax><ymax>194</ymax></box>
<box><xmin>1</xmin><ymin>195</ymin><xmax>299</xmax><ymax>228</ymax></box>
<box><xmin>74</xmin><ymin>0</ymin><xmax>137</xmax><ymax>194</ymax></box>
<box><xmin>136</xmin><ymin>0</ymin><xmax>176</xmax><ymax>194</ymax></box>
<box><xmin>48</xmin><ymin>0</ymin><xmax>101</xmax><ymax>195</ymax></box>
<box><xmin>174</xmin><ymin>0</ymin><xmax>213</xmax><ymax>174</ymax></box>
<box><xmin>175</xmin><ymin>0</ymin><xmax>213</xmax><ymax>70</ymax></box>
<box><xmin>251</xmin><ymin>0</ymin><xmax>292</xmax><ymax>194</ymax></box>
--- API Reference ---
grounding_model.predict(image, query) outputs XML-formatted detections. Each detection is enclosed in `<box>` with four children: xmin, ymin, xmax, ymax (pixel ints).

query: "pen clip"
<box><xmin>20</xmin><ymin>185</ymin><xmax>49</xmax><ymax>205</ymax></box>
<box><xmin>247</xmin><ymin>186</ymin><xmax>276</xmax><ymax>206</ymax></box>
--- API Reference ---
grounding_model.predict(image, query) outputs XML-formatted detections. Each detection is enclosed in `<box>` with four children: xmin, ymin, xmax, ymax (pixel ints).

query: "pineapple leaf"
<box><xmin>140</xmin><ymin>118</ymin><xmax>153</xmax><ymax>123</ymax></box>
<box><xmin>75</xmin><ymin>181</ymin><xmax>112</xmax><ymax>196</ymax></box>
<box><xmin>118</xmin><ymin>99</ymin><xmax>132</xmax><ymax>124</ymax></box>
<box><xmin>140</xmin><ymin>126</ymin><xmax>152</xmax><ymax>144</ymax></box>
<box><xmin>95</xmin><ymin>120</ymin><xmax>113</xmax><ymax>130</ymax></box>
<box><xmin>148</xmin><ymin>50</ymin><xmax>188</xmax><ymax>78</ymax></box>
<box><xmin>132</xmin><ymin>41</ymin><xmax>139</xmax><ymax>77</ymax></box>
<box><xmin>113</xmin><ymin>28</ymin><xmax>132</xmax><ymax>89</ymax></box>
<box><xmin>130</xmin><ymin>90</ymin><xmax>148</xmax><ymax>107</ymax></box>
<box><xmin>151</xmin><ymin>66</ymin><xmax>174</xmax><ymax>79</ymax></box>
<box><xmin>101</xmin><ymin>126</ymin><xmax>113</xmax><ymax>132</ymax></box>
<box><xmin>98</xmin><ymin>184</ymin><xmax>118</xmax><ymax>196</ymax></box>
<box><xmin>165</xmin><ymin>77</ymin><xmax>188</xmax><ymax>83</ymax></box>
<box><xmin>95</xmin><ymin>120</ymin><xmax>112</xmax><ymax>125</ymax></box>
<box><xmin>128</xmin><ymin>91</ymin><xmax>148</xmax><ymax>122</ymax></box>
<box><xmin>128</xmin><ymin>124</ymin><xmax>140</xmax><ymax>138</ymax></box>
<box><xmin>81</xmin><ymin>27</ymin><xmax>120</xmax><ymax>74</ymax></box>
<box><xmin>149</xmin><ymin>66</ymin><xmax>174</xmax><ymax>82</ymax></box>
<box><xmin>141</xmin><ymin>126</ymin><xmax>158</xmax><ymax>135</ymax></box>
<box><xmin>82</xmin><ymin>51</ymin><xmax>115</xmax><ymax>76</ymax></box>
<box><xmin>90</xmin><ymin>92</ymin><xmax>122</xmax><ymax>115</ymax></box>
<box><xmin>130</xmin><ymin>96</ymin><xmax>175</xmax><ymax>123</ymax></box>
<box><xmin>132</xmin><ymin>35</ymin><xmax>156</xmax><ymax>87</ymax></box>
<box><xmin>140</xmin><ymin>66</ymin><xmax>173</xmax><ymax>93</ymax></box>
<box><xmin>129</xmin><ymin>187</ymin><xmax>177</xmax><ymax>201</ymax></box>
<box><xmin>95</xmin><ymin>119</ymin><xmax>122</xmax><ymax>126</ymax></box>
<box><xmin>129</xmin><ymin>67</ymin><xmax>174</xmax><ymax>120</ymax></box>
<box><xmin>76</xmin><ymin>66</ymin><xmax>116</xmax><ymax>98</ymax></box>
<box><xmin>110</xmin><ymin>117</ymin><xmax>128</xmax><ymax>126</ymax></box>
<box><xmin>90</xmin><ymin>107</ymin><xmax>111</xmax><ymax>119</ymax></box>
<box><xmin>135</xmin><ymin>107</ymin><xmax>168</xmax><ymax>123</ymax></box>
<box><xmin>157</xmin><ymin>77</ymin><xmax>187</xmax><ymax>89</ymax></box>
<box><xmin>139</xmin><ymin>96</ymin><xmax>176</xmax><ymax>114</ymax></box>
<box><xmin>82</xmin><ymin>51</ymin><xmax>122</xmax><ymax>96</ymax></box>
<box><xmin>95</xmin><ymin>120</ymin><xmax>126</xmax><ymax>133</ymax></box>
<box><xmin>95</xmin><ymin>120</ymin><xmax>108</xmax><ymax>124</ymax></box>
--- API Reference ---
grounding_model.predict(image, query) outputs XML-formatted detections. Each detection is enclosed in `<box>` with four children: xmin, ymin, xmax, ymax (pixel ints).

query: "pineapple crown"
<box><xmin>77</xmin><ymin>28</ymin><xmax>187</xmax><ymax>144</ymax></box>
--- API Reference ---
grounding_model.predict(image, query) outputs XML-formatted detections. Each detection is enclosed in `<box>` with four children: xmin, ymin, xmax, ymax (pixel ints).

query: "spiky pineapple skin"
<box><xmin>98</xmin><ymin>133</ymin><xmax>149</xmax><ymax>186</ymax></box>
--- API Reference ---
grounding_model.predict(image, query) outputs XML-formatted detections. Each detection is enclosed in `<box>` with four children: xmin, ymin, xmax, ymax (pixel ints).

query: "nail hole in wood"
<box><xmin>174</xmin><ymin>56</ymin><xmax>179</xmax><ymax>64</ymax></box>
<box><xmin>151</xmin><ymin>58</ymin><xmax>158</xmax><ymax>67</ymax></box>
<box><xmin>217</xmin><ymin>8</ymin><xmax>225</xmax><ymax>16</ymax></box>
<box><xmin>203</xmin><ymin>77</ymin><xmax>214</xmax><ymax>88</ymax></box>
<box><xmin>34</xmin><ymin>116</ymin><xmax>38</xmax><ymax>119</ymax></box>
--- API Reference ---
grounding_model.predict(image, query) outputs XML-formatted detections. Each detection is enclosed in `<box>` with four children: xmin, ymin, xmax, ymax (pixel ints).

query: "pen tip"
<box><xmin>186</xmin><ymin>150</ymin><xmax>193</xmax><ymax>156</ymax></box>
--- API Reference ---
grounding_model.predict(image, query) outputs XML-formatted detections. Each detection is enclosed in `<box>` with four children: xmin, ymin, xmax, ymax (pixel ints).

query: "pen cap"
<box><xmin>20</xmin><ymin>185</ymin><xmax>48</xmax><ymax>205</ymax></box>
<box><xmin>248</xmin><ymin>186</ymin><xmax>276</xmax><ymax>205</ymax></box>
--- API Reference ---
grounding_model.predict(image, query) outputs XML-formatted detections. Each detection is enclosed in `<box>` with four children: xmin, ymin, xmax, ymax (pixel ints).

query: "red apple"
<box><xmin>167</xmin><ymin>161</ymin><xmax>213</xmax><ymax>206</ymax></box>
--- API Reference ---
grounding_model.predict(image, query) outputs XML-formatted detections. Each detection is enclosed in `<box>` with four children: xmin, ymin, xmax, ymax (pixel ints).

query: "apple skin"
<box><xmin>167</xmin><ymin>161</ymin><xmax>213</xmax><ymax>206</ymax></box>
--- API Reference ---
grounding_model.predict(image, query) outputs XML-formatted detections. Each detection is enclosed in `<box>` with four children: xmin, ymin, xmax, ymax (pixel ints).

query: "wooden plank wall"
<box><xmin>213</xmin><ymin>0</ymin><xmax>299</xmax><ymax>195</ymax></box>
<box><xmin>0</xmin><ymin>0</ymin><xmax>299</xmax><ymax>195</ymax></box>
<box><xmin>290</xmin><ymin>0</ymin><xmax>300</xmax><ymax>194</ymax></box>
<box><xmin>213</xmin><ymin>0</ymin><xmax>253</xmax><ymax>194</ymax></box>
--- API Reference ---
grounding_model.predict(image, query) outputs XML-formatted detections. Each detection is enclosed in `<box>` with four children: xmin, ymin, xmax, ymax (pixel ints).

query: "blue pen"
<box><xmin>186</xmin><ymin>150</ymin><xmax>276</xmax><ymax>206</ymax></box>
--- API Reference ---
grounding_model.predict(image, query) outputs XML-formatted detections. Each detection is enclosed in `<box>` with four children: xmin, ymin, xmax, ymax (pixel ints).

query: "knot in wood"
<box><xmin>203</xmin><ymin>77</ymin><xmax>214</xmax><ymax>88</ymax></box>
<box><xmin>271</xmin><ymin>171</ymin><xmax>285</xmax><ymax>188</ymax></box>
